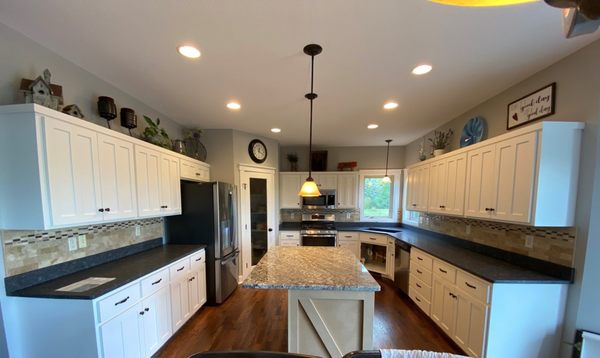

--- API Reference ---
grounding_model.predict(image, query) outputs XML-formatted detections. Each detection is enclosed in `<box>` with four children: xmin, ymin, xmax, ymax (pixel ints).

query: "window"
<box><xmin>359</xmin><ymin>170</ymin><xmax>401</xmax><ymax>222</ymax></box>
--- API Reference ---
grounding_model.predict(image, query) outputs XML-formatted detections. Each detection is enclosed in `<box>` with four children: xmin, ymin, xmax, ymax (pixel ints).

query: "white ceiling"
<box><xmin>0</xmin><ymin>0</ymin><xmax>598</xmax><ymax>146</ymax></box>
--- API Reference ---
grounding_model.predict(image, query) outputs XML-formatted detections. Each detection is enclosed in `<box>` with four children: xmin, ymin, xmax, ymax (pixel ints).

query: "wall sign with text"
<box><xmin>507</xmin><ymin>83</ymin><xmax>556</xmax><ymax>130</ymax></box>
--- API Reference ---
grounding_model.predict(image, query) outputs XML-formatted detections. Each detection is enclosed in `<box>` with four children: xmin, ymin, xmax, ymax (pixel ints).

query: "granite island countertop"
<box><xmin>8</xmin><ymin>244</ymin><xmax>206</xmax><ymax>300</ymax></box>
<box><xmin>242</xmin><ymin>246</ymin><xmax>380</xmax><ymax>291</ymax></box>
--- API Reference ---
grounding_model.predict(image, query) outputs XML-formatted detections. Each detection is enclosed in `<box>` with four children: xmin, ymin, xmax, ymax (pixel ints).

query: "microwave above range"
<box><xmin>302</xmin><ymin>189</ymin><xmax>336</xmax><ymax>209</ymax></box>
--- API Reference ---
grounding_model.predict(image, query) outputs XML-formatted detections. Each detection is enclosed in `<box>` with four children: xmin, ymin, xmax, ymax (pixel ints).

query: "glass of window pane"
<box><xmin>363</xmin><ymin>177</ymin><xmax>392</xmax><ymax>218</ymax></box>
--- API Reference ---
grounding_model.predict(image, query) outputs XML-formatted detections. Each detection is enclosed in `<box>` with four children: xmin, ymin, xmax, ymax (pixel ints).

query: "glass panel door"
<box><xmin>250</xmin><ymin>178</ymin><xmax>268</xmax><ymax>266</ymax></box>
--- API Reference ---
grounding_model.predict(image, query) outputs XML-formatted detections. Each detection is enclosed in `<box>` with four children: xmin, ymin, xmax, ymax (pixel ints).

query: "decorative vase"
<box><xmin>419</xmin><ymin>154</ymin><xmax>427</xmax><ymax>161</ymax></box>
<box><xmin>97</xmin><ymin>96</ymin><xmax>117</xmax><ymax>129</ymax></box>
<box><xmin>172</xmin><ymin>139</ymin><xmax>186</xmax><ymax>154</ymax></box>
<box><xmin>433</xmin><ymin>149</ymin><xmax>447</xmax><ymax>157</ymax></box>
<box><xmin>120</xmin><ymin>107</ymin><xmax>137</xmax><ymax>136</ymax></box>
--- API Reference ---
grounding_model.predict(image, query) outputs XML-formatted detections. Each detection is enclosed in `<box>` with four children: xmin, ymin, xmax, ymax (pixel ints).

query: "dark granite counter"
<box><xmin>9</xmin><ymin>244</ymin><xmax>205</xmax><ymax>300</ymax></box>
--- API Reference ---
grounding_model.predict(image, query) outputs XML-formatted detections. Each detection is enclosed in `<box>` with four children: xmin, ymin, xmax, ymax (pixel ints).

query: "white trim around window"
<box><xmin>358</xmin><ymin>169</ymin><xmax>402</xmax><ymax>222</ymax></box>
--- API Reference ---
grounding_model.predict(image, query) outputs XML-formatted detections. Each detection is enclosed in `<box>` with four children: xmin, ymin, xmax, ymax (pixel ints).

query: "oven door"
<box><xmin>301</xmin><ymin>234</ymin><xmax>336</xmax><ymax>246</ymax></box>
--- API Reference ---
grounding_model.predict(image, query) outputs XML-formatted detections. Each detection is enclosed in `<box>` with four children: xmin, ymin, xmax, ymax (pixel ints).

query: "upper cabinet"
<box><xmin>406</xmin><ymin>163</ymin><xmax>430</xmax><ymax>212</ymax></box>
<box><xmin>407</xmin><ymin>121</ymin><xmax>583</xmax><ymax>226</ymax></box>
<box><xmin>180</xmin><ymin>158</ymin><xmax>210</xmax><ymax>183</ymax></box>
<box><xmin>279</xmin><ymin>172</ymin><xmax>359</xmax><ymax>209</ymax></box>
<box><xmin>312</xmin><ymin>173</ymin><xmax>337</xmax><ymax>190</ymax></box>
<box><xmin>336</xmin><ymin>173</ymin><xmax>358</xmax><ymax>209</ymax></box>
<box><xmin>280</xmin><ymin>173</ymin><xmax>303</xmax><ymax>209</ymax></box>
<box><xmin>0</xmin><ymin>104</ymin><xmax>208</xmax><ymax>229</ymax></box>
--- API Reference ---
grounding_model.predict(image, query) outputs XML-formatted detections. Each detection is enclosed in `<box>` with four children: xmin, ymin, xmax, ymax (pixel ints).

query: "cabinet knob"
<box><xmin>98</xmin><ymin>208</ymin><xmax>104</xmax><ymax>212</ymax></box>
<box><xmin>144</xmin><ymin>307</ymin><xmax>149</xmax><ymax>312</ymax></box>
<box><xmin>105</xmin><ymin>208</ymin><xmax>110</xmax><ymax>212</ymax></box>
<box><xmin>268</xmin><ymin>228</ymin><xmax>273</xmax><ymax>232</ymax></box>
<box><xmin>139</xmin><ymin>311</ymin><xmax>145</xmax><ymax>316</ymax></box>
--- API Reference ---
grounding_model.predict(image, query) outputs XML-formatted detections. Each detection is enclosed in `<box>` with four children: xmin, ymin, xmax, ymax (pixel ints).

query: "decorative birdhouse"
<box><xmin>20</xmin><ymin>69</ymin><xmax>64</xmax><ymax>111</ymax></box>
<box><xmin>62</xmin><ymin>104</ymin><xmax>84</xmax><ymax>119</ymax></box>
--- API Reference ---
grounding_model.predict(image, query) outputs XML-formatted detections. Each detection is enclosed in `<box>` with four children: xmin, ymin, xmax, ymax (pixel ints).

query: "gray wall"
<box><xmin>280</xmin><ymin>146</ymin><xmax>405</xmax><ymax>172</ymax></box>
<box><xmin>404</xmin><ymin>39</ymin><xmax>600</xmax><ymax>354</ymax></box>
<box><xmin>202</xmin><ymin>129</ymin><xmax>236</xmax><ymax>183</ymax></box>
<box><xmin>0</xmin><ymin>22</ymin><xmax>183</xmax><ymax>140</ymax></box>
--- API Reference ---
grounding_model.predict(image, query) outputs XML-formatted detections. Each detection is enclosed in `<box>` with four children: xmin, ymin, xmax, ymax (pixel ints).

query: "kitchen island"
<box><xmin>242</xmin><ymin>246</ymin><xmax>380</xmax><ymax>358</ymax></box>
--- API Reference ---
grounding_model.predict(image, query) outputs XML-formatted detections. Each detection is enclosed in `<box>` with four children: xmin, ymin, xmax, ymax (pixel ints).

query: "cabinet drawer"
<box><xmin>411</xmin><ymin>248</ymin><xmax>433</xmax><ymax>270</ymax></box>
<box><xmin>180</xmin><ymin>159</ymin><xmax>209</xmax><ymax>182</ymax></box>
<box><xmin>98</xmin><ymin>283</ymin><xmax>141</xmax><ymax>323</ymax></box>
<box><xmin>279</xmin><ymin>231</ymin><xmax>300</xmax><ymax>241</ymax></box>
<box><xmin>409</xmin><ymin>287</ymin><xmax>431</xmax><ymax>316</ymax></box>
<box><xmin>410</xmin><ymin>274</ymin><xmax>432</xmax><ymax>299</ymax></box>
<box><xmin>169</xmin><ymin>257</ymin><xmax>190</xmax><ymax>282</ymax></box>
<box><xmin>190</xmin><ymin>249</ymin><xmax>206</xmax><ymax>272</ymax></box>
<box><xmin>141</xmin><ymin>268</ymin><xmax>169</xmax><ymax>296</ymax></box>
<box><xmin>279</xmin><ymin>239</ymin><xmax>300</xmax><ymax>246</ymax></box>
<box><xmin>360</xmin><ymin>233</ymin><xmax>388</xmax><ymax>246</ymax></box>
<box><xmin>433</xmin><ymin>260</ymin><xmax>457</xmax><ymax>284</ymax></box>
<box><xmin>410</xmin><ymin>260</ymin><xmax>433</xmax><ymax>286</ymax></box>
<box><xmin>456</xmin><ymin>270</ymin><xmax>491</xmax><ymax>304</ymax></box>
<box><xmin>338</xmin><ymin>232</ymin><xmax>359</xmax><ymax>241</ymax></box>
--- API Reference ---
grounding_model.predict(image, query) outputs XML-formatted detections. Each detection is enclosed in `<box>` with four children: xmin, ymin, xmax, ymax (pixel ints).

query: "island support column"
<box><xmin>288</xmin><ymin>289</ymin><xmax>375</xmax><ymax>358</ymax></box>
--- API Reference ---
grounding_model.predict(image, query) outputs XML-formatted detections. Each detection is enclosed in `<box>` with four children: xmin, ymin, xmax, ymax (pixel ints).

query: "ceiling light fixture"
<box><xmin>226</xmin><ymin>102</ymin><xmax>241</xmax><ymax>110</ymax></box>
<box><xmin>429</xmin><ymin>0</ymin><xmax>535</xmax><ymax>6</ymax></box>
<box><xmin>177</xmin><ymin>45</ymin><xmax>201</xmax><ymax>59</ymax></box>
<box><xmin>412</xmin><ymin>64</ymin><xmax>433</xmax><ymax>75</ymax></box>
<box><xmin>368</xmin><ymin>124</ymin><xmax>379</xmax><ymax>129</ymax></box>
<box><xmin>271</xmin><ymin>128</ymin><xmax>281</xmax><ymax>133</ymax></box>
<box><xmin>298</xmin><ymin>44</ymin><xmax>323</xmax><ymax>198</ymax></box>
<box><xmin>383</xmin><ymin>102</ymin><xmax>399</xmax><ymax>110</ymax></box>
<box><xmin>382</xmin><ymin>139</ymin><xmax>392</xmax><ymax>183</ymax></box>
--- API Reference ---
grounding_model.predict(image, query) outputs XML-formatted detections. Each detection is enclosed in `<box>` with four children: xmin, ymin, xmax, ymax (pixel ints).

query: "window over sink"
<box><xmin>359</xmin><ymin>169</ymin><xmax>402</xmax><ymax>222</ymax></box>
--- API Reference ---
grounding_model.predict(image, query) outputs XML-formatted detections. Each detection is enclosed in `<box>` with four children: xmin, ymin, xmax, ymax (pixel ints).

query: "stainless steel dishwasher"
<box><xmin>394</xmin><ymin>240</ymin><xmax>411</xmax><ymax>294</ymax></box>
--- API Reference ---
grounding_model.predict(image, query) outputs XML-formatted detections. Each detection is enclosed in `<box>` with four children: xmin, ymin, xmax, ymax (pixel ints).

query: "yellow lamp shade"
<box><xmin>430</xmin><ymin>0</ymin><xmax>537</xmax><ymax>6</ymax></box>
<box><xmin>382</xmin><ymin>176</ymin><xmax>392</xmax><ymax>183</ymax></box>
<box><xmin>299</xmin><ymin>178</ymin><xmax>322</xmax><ymax>197</ymax></box>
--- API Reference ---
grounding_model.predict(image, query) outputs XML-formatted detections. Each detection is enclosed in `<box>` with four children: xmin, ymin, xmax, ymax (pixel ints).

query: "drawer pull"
<box><xmin>114</xmin><ymin>296</ymin><xmax>130</xmax><ymax>306</ymax></box>
<box><xmin>195</xmin><ymin>257</ymin><xmax>202</xmax><ymax>262</ymax></box>
<box><xmin>417</xmin><ymin>257</ymin><xmax>423</xmax><ymax>261</ymax></box>
<box><xmin>448</xmin><ymin>292</ymin><xmax>457</xmax><ymax>299</ymax></box>
<box><xmin>195</xmin><ymin>172</ymin><xmax>201</xmax><ymax>176</ymax></box>
<box><xmin>415</xmin><ymin>296</ymin><xmax>421</xmax><ymax>303</ymax></box>
<box><xmin>369</xmin><ymin>237</ymin><xmax>377</xmax><ymax>241</ymax></box>
<box><xmin>416</xmin><ymin>283</ymin><xmax>422</xmax><ymax>288</ymax></box>
<box><xmin>416</xmin><ymin>269</ymin><xmax>423</xmax><ymax>274</ymax></box>
<box><xmin>438</xmin><ymin>268</ymin><xmax>448</xmax><ymax>274</ymax></box>
<box><xmin>177</xmin><ymin>266</ymin><xmax>185</xmax><ymax>272</ymax></box>
<box><xmin>286</xmin><ymin>235</ymin><xmax>294</xmax><ymax>237</ymax></box>
<box><xmin>465</xmin><ymin>282</ymin><xmax>477</xmax><ymax>289</ymax></box>
<box><xmin>345</xmin><ymin>236</ymin><xmax>352</xmax><ymax>238</ymax></box>
<box><xmin>189</xmin><ymin>277</ymin><xmax>195</xmax><ymax>282</ymax></box>
<box><xmin>151</xmin><ymin>278</ymin><xmax>162</xmax><ymax>285</ymax></box>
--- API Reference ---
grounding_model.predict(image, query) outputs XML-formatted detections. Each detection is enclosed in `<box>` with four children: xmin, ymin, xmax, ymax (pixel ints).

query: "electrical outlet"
<box><xmin>135</xmin><ymin>224</ymin><xmax>141</xmax><ymax>237</ymax></box>
<box><xmin>525</xmin><ymin>235</ymin><xmax>534</xmax><ymax>248</ymax></box>
<box><xmin>290</xmin><ymin>212</ymin><xmax>295</xmax><ymax>219</ymax></box>
<box><xmin>78</xmin><ymin>234</ymin><xmax>87</xmax><ymax>248</ymax></box>
<box><xmin>346</xmin><ymin>212</ymin><xmax>351</xmax><ymax>219</ymax></box>
<box><xmin>68</xmin><ymin>237</ymin><xmax>78</xmax><ymax>251</ymax></box>
<box><xmin>466</xmin><ymin>224</ymin><xmax>471</xmax><ymax>235</ymax></box>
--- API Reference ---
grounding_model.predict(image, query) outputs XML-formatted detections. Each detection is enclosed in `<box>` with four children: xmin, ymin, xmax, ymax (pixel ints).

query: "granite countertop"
<box><xmin>337</xmin><ymin>225</ymin><xmax>570</xmax><ymax>283</ymax></box>
<box><xmin>242</xmin><ymin>246</ymin><xmax>381</xmax><ymax>291</ymax></box>
<box><xmin>9</xmin><ymin>244</ymin><xmax>206</xmax><ymax>300</ymax></box>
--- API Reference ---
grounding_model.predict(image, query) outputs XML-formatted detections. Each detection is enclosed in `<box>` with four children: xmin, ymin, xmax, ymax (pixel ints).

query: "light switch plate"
<box><xmin>135</xmin><ymin>225</ymin><xmax>141</xmax><ymax>237</ymax></box>
<box><xmin>525</xmin><ymin>235</ymin><xmax>534</xmax><ymax>248</ymax></box>
<box><xmin>68</xmin><ymin>237</ymin><xmax>78</xmax><ymax>251</ymax></box>
<box><xmin>78</xmin><ymin>234</ymin><xmax>87</xmax><ymax>248</ymax></box>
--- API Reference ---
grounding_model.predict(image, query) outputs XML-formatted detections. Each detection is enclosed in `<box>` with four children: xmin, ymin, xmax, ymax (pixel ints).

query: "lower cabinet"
<box><xmin>337</xmin><ymin>231</ymin><xmax>360</xmax><ymax>257</ymax></box>
<box><xmin>278</xmin><ymin>231</ymin><xmax>300</xmax><ymax>246</ymax></box>
<box><xmin>359</xmin><ymin>233</ymin><xmax>394</xmax><ymax>279</ymax></box>
<box><xmin>410</xmin><ymin>247</ymin><xmax>567</xmax><ymax>358</ymax></box>
<box><xmin>141</xmin><ymin>287</ymin><xmax>172</xmax><ymax>357</ymax></box>
<box><xmin>100</xmin><ymin>303</ymin><xmax>144</xmax><ymax>358</ymax></box>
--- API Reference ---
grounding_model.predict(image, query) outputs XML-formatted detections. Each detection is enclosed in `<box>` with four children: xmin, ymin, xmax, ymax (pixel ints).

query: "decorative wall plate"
<box><xmin>460</xmin><ymin>116</ymin><xmax>487</xmax><ymax>148</ymax></box>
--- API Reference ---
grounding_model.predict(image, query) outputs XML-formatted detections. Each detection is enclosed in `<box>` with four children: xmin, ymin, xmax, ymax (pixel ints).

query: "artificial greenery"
<box><xmin>143</xmin><ymin>116</ymin><xmax>171</xmax><ymax>149</ymax></box>
<box><xmin>428</xmin><ymin>129</ymin><xmax>454</xmax><ymax>150</ymax></box>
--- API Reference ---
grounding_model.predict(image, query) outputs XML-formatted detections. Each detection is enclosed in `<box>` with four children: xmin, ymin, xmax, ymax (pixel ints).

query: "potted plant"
<box><xmin>428</xmin><ymin>129</ymin><xmax>454</xmax><ymax>157</ymax></box>
<box><xmin>287</xmin><ymin>153</ymin><xmax>299</xmax><ymax>171</ymax></box>
<box><xmin>142</xmin><ymin>116</ymin><xmax>171</xmax><ymax>149</ymax></box>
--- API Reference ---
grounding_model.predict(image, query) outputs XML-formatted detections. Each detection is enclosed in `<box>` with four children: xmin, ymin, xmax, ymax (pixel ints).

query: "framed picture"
<box><xmin>507</xmin><ymin>83</ymin><xmax>556</xmax><ymax>130</ymax></box>
<box><xmin>310</xmin><ymin>150</ymin><xmax>328</xmax><ymax>171</ymax></box>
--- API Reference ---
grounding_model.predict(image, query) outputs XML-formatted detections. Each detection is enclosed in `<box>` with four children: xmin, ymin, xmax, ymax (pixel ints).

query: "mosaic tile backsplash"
<box><xmin>1</xmin><ymin>218</ymin><xmax>163</xmax><ymax>276</ymax></box>
<box><xmin>406</xmin><ymin>213</ymin><xmax>576</xmax><ymax>268</ymax></box>
<box><xmin>280</xmin><ymin>209</ymin><xmax>361</xmax><ymax>222</ymax></box>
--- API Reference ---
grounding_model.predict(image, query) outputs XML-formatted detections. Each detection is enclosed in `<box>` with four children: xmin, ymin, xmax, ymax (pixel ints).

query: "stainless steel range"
<box><xmin>300</xmin><ymin>213</ymin><xmax>337</xmax><ymax>246</ymax></box>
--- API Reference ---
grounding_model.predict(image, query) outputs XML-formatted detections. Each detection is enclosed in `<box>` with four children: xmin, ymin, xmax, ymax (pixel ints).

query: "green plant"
<box><xmin>143</xmin><ymin>116</ymin><xmax>171</xmax><ymax>149</ymax></box>
<box><xmin>428</xmin><ymin>129</ymin><xmax>454</xmax><ymax>150</ymax></box>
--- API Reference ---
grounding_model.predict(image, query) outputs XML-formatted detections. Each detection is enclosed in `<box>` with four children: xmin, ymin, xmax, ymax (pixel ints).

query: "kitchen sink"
<box><xmin>56</xmin><ymin>277</ymin><xmax>115</xmax><ymax>293</ymax></box>
<box><xmin>367</xmin><ymin>227</ymin><xmax>401</xmax><ymax>234</ymax></box>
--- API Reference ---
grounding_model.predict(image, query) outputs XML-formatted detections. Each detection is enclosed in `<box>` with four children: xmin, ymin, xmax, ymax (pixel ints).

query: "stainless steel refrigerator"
<box><xmin>165</xmin><ymin>181</ymin><xmax>239</xmax><ymax>305</ymax></box>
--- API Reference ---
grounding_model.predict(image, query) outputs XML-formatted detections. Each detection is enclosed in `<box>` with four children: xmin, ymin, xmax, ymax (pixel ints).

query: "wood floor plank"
<box><xmin>155</xmin><ymin>276</ymin><xmax>463</xmax><ymax>358</ymax></box>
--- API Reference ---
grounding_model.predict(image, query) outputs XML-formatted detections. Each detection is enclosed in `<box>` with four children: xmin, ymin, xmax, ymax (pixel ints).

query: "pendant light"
<box><xmin>298</xmin><ymin>44</ymin><xmax>323</xmax><ymax>197</ymax></box>
<box><xmin>430</xmin><ymin>0</ymin><xmax>535</xmax><ymax>6</ymax></box>
<box><xmin>382</xmin><ymin>139</ymin><xmax>392</xmax><ymax>183</ymax></box>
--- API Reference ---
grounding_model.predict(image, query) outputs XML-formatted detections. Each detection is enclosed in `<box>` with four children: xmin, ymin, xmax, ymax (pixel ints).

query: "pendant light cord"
<box><xmin>308</xmin><ymin>54</ymin><xmax>315</xmax><ymax>179</ymax></box>
<box><xmin>384</xmin><ymin>139</ymin><xmax>392</xmax><ymax>177</ymax></box>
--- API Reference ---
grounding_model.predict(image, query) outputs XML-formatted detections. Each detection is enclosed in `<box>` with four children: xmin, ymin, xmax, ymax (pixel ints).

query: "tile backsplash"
<box><xmin>280</xmin><ymin>209</ymin><xmax>360</xmax><ymax>222</ymax></box>
<box><xmin>406</xmin><ymin>213</ymin><xmax>576</xmax><ymax>268</ymax></box>
<box><xmin>1</xmin><ymin>218</ymin><xmax>163</xmax><ymax>276</ymax></box>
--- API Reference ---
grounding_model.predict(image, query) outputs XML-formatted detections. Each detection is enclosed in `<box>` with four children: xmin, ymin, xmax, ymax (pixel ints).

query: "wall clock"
<box><xmin>248</xmin><ymin>139</ymin><xmax>267</xmax><ymax>163</ymax></box>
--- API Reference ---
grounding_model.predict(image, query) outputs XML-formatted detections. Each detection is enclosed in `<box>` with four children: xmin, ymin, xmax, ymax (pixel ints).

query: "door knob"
<box><xmin>268</xmin><ymin>228</ymin><xmax>273</xmax><ymax>232</ymax></box>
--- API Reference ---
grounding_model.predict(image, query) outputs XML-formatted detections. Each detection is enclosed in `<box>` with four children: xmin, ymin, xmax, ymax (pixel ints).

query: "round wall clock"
<box><xmin>248</xmin><ymin>139</ymin><xmax>267</xmax><ymax>163</ymax></box>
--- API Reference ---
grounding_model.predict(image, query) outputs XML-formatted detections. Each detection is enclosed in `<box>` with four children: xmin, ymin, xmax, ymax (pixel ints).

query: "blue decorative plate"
<box><xmin>460</xmin><ymin>116</ymin><xmax>487</xmax><ymax>148</ymax></box>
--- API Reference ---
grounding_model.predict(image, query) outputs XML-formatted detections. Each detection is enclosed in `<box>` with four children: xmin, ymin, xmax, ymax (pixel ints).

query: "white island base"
<box><xmin>288</xmin><ymin>289</ymin><xmax>375</xmax><ymax>358</ymax></box>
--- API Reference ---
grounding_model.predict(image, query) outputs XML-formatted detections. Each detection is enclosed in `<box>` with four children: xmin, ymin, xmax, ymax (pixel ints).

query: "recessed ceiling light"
<box><xmin>412</xmin><ymin>64</ymin><xmax>433</xmax><ymax>75</ymax></box>
<box><xmin>383</xmin><ymin>102</ymin><xmax>399</xmax><ymax>110</ymax></box>
<box><xmin>177</xmin><ymin>45</ymin><xmax>201</xmax><ymax>59</ymax></box>
<box><xmin>271</xmin><ymin>128</ymin><xmax>281</xmax><ymax>133</ymax></box>
<box><xmin>367</xmin><ymin>124</ymin><xmax>379</xmax><ymax>129</ymax></box>
<box><xmin>226</xmin><ymin>102</ymin><xmax>241</xmax><ymax>110</ymax></box>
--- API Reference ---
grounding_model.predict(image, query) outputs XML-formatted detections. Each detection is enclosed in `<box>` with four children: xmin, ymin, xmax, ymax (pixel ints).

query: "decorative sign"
<box><xmin>507</xmin><ymin>83</ymin><xmax>556</xmax><ymax>130</ymax></box>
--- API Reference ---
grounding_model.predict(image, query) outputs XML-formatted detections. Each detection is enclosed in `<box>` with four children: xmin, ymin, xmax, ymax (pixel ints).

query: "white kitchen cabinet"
<box><xmin>279</xmin><ymin>173</ymin><xmax>303</xmax><ymax>209</ymax></box>
<box><xmin>135</xmin><ymin>145</ymin><xmax>163</xmax><ymax>218</ymax></box>
<box><xmin>337</xmin><ymin>231</ymin><xmax>360</xmax><ymax>257</ymax></box>
<box><xmin>188</xmin><ymin>271</ymin><xmax>202</xmax><ymax>314</ymax></box>
<box><xmin>140</xmin><ymin>286</ymin><xmax>172</xmax><ymax>357</ymax></box>
<box><xmin>279</xmin><ymin>231</ymin><xmax>301</xmax><ymax>246</ymax></box>
<box><xmin>454</xmin><ymin>291</ymin><xmax>487</xmax><ymax>358</ymax></box>
<box><xmin>170</xmin><ymin>261</ymin><xmax>191</xmax><ymax>332</ymax></box>
<box><xmin>359</xmin><ymin>233</ymin><xmax>394</xmax><ymax>279</ymax></box>
<box><xmin>97</xmin><ymin>133</ymin><xmax>138</xmax><ymax>221</ymax></box>
<box><xmin>159</xmin><ymin>152</ymin><xmax>181</xmax><ymax>216</ymax></box>
<box><xmin>463</xmin><ymin>143</ymin><xmax>497</xmax><ymax>219</ymax></box>
<box><xmin>180</xmin><ymin>158</ymin><xmax>210</xmax><ymax>182</ymax></box>
<box><xmin>428</xmin><ymin>153</ymin><xmax>467</xmax><ymax>216</ymax></box>
<box><xmin>100</xmin><ymin>302</ymin><xmax>143</xmax><ymax>358</ymax></box>
<box><xmin>336</xmin><ymin>173</ymin><xmax>358</xmax><ymax>208</ymax></box>
<box><xmin>406</xmin><ymin>163</ymin><xmax>429</xmax><ymax>212</ymax></box>
<box><xmin>313</xmin><ymin>173</ymin><xmax>337</xmax><ymax>190</ymax></box>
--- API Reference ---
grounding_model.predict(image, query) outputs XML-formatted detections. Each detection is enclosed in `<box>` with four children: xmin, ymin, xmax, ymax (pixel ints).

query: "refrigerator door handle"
<box><xmin>221</xmin><ymin>251</ymin><xmax>240</xmax><ymax>266</ymax></box>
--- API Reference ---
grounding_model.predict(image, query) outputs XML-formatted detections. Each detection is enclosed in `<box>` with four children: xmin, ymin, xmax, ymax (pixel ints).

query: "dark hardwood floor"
<box><xmin>155</xmin><ymin>276</ymin><xmax>463</xmax><ymax>358</ymax></box>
